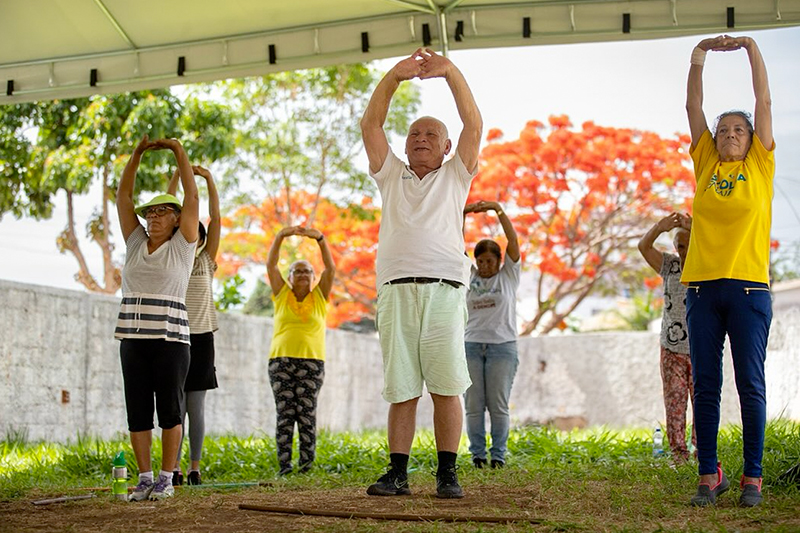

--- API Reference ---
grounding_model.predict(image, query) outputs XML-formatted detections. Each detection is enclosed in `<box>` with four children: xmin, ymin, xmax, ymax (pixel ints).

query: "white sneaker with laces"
<box><xmin>149</xmin><ymin>474</ymin><xmax>175</xmax><ymax>500</ymax></box>
<box><xmin>129</xmin><ymin>478</ymin><xmax>155</xmax><ymax>501</ymax></box>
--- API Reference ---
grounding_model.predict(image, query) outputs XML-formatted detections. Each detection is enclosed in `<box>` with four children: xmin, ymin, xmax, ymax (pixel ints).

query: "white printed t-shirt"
<box><xmin>371</xmin><ymin>150</ymin><xmax>475</xmax><ymax>288</ymax></box>
<box><xmin>465</xmin><ymin>257</ymin><xmax>521</xmax><ymax>344</ymax></box>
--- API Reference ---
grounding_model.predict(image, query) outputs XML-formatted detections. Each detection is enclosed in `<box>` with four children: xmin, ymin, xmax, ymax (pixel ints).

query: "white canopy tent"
<box><xmin>1</xmin><ymin>0</ymin><xmax>799</xmax><ymax>104</ymax></box>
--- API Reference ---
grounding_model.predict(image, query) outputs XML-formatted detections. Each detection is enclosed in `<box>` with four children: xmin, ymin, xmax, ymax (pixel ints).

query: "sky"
<box><xmin>1</xmin><ymin>27</ymin><xmax>799</xmax><ymax>304</ymax></box>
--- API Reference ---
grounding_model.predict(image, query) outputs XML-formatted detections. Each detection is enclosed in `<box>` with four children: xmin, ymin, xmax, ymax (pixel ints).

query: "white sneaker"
<box><xmin>148</xmin><ymin>474</ymin><xmax>175</xmax><ymax>500</ymax></box>
<box><xmin>129</xmin><ymin>478</ymin><xmax>154</xmax><ymax>501</ymax></box>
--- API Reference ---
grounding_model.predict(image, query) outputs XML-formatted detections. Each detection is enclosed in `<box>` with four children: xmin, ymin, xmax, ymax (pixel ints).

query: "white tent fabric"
<box><xmin>1</xmin><ymin>0</ymin><xmax>798</xmax><ymax>104</ymax></box>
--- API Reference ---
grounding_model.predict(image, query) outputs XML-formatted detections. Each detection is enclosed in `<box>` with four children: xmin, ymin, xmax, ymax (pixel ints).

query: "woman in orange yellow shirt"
<box><xmin>683</xmin><ymin>35</ymin><xmax>774</xmax><ymax>508</ymax></box>
<box><xmin>266</xmin><ymin>226</ymin><xmax>336</xmax><ymax>475</ymax></box>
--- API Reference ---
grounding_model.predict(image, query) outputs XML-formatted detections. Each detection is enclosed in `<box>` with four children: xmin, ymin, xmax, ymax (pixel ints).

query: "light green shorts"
<box><xmin>376</xmin><ymin>281</ymin><xmax>471</xmax><ymax>404</ymax></box>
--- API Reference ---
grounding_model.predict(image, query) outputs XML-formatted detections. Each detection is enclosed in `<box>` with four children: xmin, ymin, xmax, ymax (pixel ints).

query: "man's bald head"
<box><xmin>409</xmin><ymin>116</ymin><xmax>449</xmax><ymax>139</ymax></box>
<box><xmin>405</xmin><ymin>116</ymin><xmax>452</xmax><ymax>173</ymax></box>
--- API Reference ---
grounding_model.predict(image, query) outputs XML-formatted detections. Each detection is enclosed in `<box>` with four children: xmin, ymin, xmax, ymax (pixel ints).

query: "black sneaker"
<box><xmin>278</xmin><ymin>465</ymin><xmax>293</xmax><ymax>477</ymax></box>
<box><xmin>739</xmin><ymin>476</ymin><xmax>763</xmax><ymax>507</ymax></box>
<box><xmin>187</xmin><ymin>470</ymin><xmax>202</xmax><ymax>486</ymax></box>
<box><xmin>171</xmin><ymin>469</ymin><xmax>183</xmax><ymax>486</ymax></box>
<box><xmin>472</xmin><ymin>457</ymin><xmax>488</xmax><ymax>469</ymax></box>
<box><xmin>490</xmin><ymin>459</ymin><xmax>505</xmax><ymax>469</ymax></box>
<box><xmin>366</xmin><ymin>467</ymin><xmax>411</xmax><ymax>496</ymax></box>
<box><xmin>435</xmin><ymin>466</ymin><xmax>464</xmax><ymax>499</ymax></box>
<box><xmin>690</xmin><ymin>463</ymin><xmax>729</xmax><ymax>506</ymax></box>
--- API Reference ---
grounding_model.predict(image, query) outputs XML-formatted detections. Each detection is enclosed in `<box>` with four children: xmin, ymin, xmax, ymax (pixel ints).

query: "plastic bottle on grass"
<box><xmin>652</xmin><ymin>427</ymin><xmax>664</xmax><ymax>458</ymax></box>
<box><xmin>112</xmin><ymin>451</ymin><xmax>128</xmax><ymax>500</ymax></box>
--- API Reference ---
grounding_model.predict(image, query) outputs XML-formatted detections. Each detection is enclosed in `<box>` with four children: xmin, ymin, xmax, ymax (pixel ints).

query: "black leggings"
<box><xmin>268</xmin><ymin>358</ymin><xmax>325</xmax><ymax>469</ymax></box>
<box><xmin>120</xmin><ymin>339</ymin><xmax>190</xmax><ymax>431</ymax></box>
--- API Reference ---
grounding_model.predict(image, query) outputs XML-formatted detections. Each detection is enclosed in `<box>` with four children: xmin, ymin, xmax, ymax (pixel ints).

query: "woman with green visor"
<box><xmin>115</xmin><ymin>136</ymin><xmax>199</xmax><ymax>502</ymax></box>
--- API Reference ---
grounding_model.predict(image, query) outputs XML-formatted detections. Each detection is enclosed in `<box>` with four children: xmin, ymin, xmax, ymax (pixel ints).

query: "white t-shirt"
<box><xmin>465</xmin><ymin>257</ymin><xmax>521</xmax><ymax>343</ymax></box>
<box><xmin>115</xmin><ymin>225</ymin><xmax>195</xmax><ymax>344</ymax></box>
<box><xmin>371</xmin><ymin>150</ymin><xmax>475</xmax><ymax>287</ymax></box>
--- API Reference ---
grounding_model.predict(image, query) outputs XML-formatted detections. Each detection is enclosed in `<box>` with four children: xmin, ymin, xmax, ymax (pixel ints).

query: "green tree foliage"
<box><xmin>0</xmin><ymin>90</ymin><xmax>235</xmax><ymax>293</ymax></box>
<box><xmin>219</xmin><ymin>64</ymin><xmax>419</xmax><ymax>227</ymax></box>
<box><xmin>214</xmin><ymin>273</ymin><xmax>246</xmax><ymax>311</ymax></box>
<box><xmin>772</xmin><ymin>240</ymin><xmax>800</xmax><ymax>282</ymax></box>
<box><xmin>242</xmin><ymin>278</ymin><xmax>274</xmax><ymax>317</ymax></box>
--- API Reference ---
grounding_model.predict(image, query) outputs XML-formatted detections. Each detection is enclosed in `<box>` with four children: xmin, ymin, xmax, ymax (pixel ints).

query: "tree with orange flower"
<box><xmin>465</xmin><ymin>115</ymin><xmax>696</xmax><ymax>335</ymax></box>
<box><xmin>214</xmin><ymin>63</ymin><xmax>417</xmax><ymax>326</ymax></box>
<box><xmin>219</xmin><ymin>190</ymin><xmax>380</xmax><ymax>327</ymax></box>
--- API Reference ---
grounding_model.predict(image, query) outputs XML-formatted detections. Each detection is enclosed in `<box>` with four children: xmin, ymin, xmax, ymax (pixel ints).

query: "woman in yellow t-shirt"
<box><xmin>266</xmin><ymin>226</ymin><xmax>336</xmax><ymax>475</ymax></box>
<box><xmin>683</xmin><ymin>35</ymin><xmax>774</xmax><ymax>508</ymax></box>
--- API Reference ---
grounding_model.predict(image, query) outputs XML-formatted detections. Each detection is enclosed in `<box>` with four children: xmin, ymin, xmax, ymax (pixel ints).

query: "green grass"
<box><xmin>1</xmin><ymin>420</ymin><xmax>799</xmax><ymax>500</ymax></box>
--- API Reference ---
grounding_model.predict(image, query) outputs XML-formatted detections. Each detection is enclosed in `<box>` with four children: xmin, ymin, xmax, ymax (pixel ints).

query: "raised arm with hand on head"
<box><xmin>167</xmin><ymin>165</ymin><xmax>220</xmax><ymax>258</ymax></box>
<box><xmin>361</xmin><ymin>49</ymin><xmax>425</xmax><ymax>174</ymax></box>
<box><xmin>117</xmin><ymin>135</ymin><xmax>156</xmax><ymax>241</ymax></box>
<box><xmin>418</xmin><ymin>48</ymin><xmax>483</xmax><ymax>173</ymax></box>
<box><xmin>155</xmin><ymin>139</ymin><xmax>198</xmax><ymax>244</ymax></box>
<box><xmin>193</xmin><ymin>166</ymin><xmax>221</xmax><ymax>259</ymax></box>
<box><xmin>296</xmin><ymin>227</ymin><xmax>336</xmax><ymax>300</ymax></box>
<box><xmin>464</xmin><ymin>201</ymin><xmax>519</xmax><ymax>262</ymax></box>
<box><xmin>638</xmin><ymin>212</ymin><xmax>691</xmax><ymax>272</ymax></box>
<box><xmin>686</xmin><ymin>35</ymin><xmax>772</xmax><ymax>152</ymax></box>
<box><xmin>739</xmin><ymin>37</ymin><xmax>773</xmax><ymax>150</ymax></box>
<box><xmin>266</xmin><ymin>226</ymin><xmax>336</xmax><ymax>298</ymax></box>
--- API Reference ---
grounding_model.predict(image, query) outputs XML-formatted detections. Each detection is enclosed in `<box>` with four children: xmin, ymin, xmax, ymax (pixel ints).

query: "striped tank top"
<box><xmin>185</xmin><ymin>250</ymin><xmax>218</xmax><ymax>333</ymax></box>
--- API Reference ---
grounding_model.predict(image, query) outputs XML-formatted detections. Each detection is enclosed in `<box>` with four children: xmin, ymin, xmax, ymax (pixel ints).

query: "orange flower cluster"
<box><xmin>219</xmin><ymin>190</ymin><xmax>380</xmax><ymax>328</ymax></box>
<box><xmin>465</xmin><ymin>115</ymin><xmax>695</xmax><ymax>334</ymax></box>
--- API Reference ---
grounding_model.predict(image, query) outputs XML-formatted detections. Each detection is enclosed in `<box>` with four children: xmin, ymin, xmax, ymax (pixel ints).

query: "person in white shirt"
<box><xmin>463</xmin><ymin>200</ymin><xmax>521</xmax><ymax>470</ymax></box>
<box><xmin>115</xmin><ymin>136</ymin><xmax>199</xmax><ymax>502</ymax></box>
<box><xmin>361</xmin><ymin>48</ymin><xmax>482</xmax><ymax>499</ymax></box>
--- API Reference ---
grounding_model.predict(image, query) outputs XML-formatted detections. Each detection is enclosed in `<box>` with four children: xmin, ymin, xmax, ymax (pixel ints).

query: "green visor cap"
<box><xmin>134</xmin><ymin>193</ymin><xmax>182</xmax><ymax>218</ymax></box>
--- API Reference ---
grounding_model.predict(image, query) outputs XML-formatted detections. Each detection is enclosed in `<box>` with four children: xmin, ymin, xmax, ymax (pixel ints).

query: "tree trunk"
<box><xmin>99</xmin><ymin>166</ymin><xmax>121</xmax><ymax>292</ymax></box>
<box><xmin>58</xmin><ymin>191</ymin><xmax>102</xmax><ymax>293</ymax></box>
<box><xmin>57</xmin><ymin>184</ymin><xmax>120</xmax><ymax>295</ymax></box>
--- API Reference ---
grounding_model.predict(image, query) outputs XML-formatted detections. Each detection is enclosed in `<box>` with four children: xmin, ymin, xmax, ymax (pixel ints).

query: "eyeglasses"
<box><xmin>143</xmin><ymin>205</ymin><xmax>177</xmax><ymax>218</ymax></box>
<box><xmin>291</xmin><ymin>269</ymin><xmax>314</xmax><ymax>275</ymax></box>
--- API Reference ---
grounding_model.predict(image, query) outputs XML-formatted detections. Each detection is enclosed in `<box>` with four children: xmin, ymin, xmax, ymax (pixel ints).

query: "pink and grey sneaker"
<box><xmin>690</xmin><ymin>463</ymin><xmax>729</xmax><ymax>506</ymax></box>
<box><xmin>739</xmin><ymin>476</ymin><xmax>763</xmax><ymax>507</ymax></box>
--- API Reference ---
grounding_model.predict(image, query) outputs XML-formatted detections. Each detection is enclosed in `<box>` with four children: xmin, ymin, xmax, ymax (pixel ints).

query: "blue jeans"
<box><xmin>464</xmin><ymin>341</ymin><xmax>519</xmax><ymax>462</ymax></box>
<box><xmin>686</xmin><ymin>279</ymin><xmax>772</xmax><ymax>477</ymax></box>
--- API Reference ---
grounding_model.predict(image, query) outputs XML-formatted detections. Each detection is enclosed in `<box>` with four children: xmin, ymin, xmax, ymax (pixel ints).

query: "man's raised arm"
<box><xmin>419</xmin><ymin>49</ymin><xmax>482</xmax><ymax>173</ymax></box>
<box><xmin>361</xmin><ymin>49</ymin><xmax>424</xmax><ymax>174</ymax></box>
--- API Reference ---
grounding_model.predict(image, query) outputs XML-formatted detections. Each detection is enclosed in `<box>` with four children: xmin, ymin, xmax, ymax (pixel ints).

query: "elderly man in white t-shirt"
<box><xmin>361</xmin><ymin>48</ymin><xmax>482</xmax><ymax>499</ymax></box>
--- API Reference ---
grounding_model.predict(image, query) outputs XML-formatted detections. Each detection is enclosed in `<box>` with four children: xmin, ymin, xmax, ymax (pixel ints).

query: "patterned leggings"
<box><xmin>660</xmin><ymin>347</ymin><xmax>697</xmax><ymax>462</ymax></box>
<box><xmin>268</xmin><ymin>358</ymin><xmax>325</xmax><ymax>470</ymax></box>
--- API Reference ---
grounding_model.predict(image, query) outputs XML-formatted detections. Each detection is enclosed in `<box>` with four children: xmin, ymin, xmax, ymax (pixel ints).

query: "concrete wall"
<box><xmin>1</xmin><ymin>279</ymin><xmax>798</xmax><ymax>443</ymax></box>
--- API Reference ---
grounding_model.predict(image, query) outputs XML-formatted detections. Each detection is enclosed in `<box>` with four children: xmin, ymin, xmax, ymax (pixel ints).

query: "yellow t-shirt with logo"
<box><xmin>681</xmin><ymin>129</ymin><xmax>775</xmax><ymax>285</ymax></box>
<box><xmin>269</xmin><ymin>284</ymin><xmax>328</xmax><ymax>361</ymax></box>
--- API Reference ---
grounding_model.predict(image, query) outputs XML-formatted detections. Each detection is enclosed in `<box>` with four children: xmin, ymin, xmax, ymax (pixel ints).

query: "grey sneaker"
<box><xmin>129</xmin><ymin>478</ymin><xmax>155</xmax><ymax>501</ymax></box>
<box><xmin>149</xmin><ymin>474</ymin><xmax>175</xmax><ymax>500</ymax></box>
<box><xmin>739</xmin><ymin>477</ymin><xmax>763</xmax><ymax>507</ymax></box>
<box><xmin>690</xmin><ymin>464</ymin><xmax>729</xmax><ymax>506</ymax></box>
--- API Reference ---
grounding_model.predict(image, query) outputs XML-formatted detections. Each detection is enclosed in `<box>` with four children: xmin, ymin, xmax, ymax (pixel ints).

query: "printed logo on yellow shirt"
<box><xmin>707</xmin><ymin>172</ymin><xmax>747</xmax><ymax>197</ymax></box>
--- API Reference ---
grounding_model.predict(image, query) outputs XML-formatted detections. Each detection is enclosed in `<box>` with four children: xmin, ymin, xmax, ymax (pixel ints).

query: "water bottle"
<box><xmin>652</xmin><ymin>427</ymin><xmax>664</xmax><ymax>458</ymax></box>
<box><xmin>112</xmin><ymin>451</ymin><xmax>128</xmax><ymax>500</ymax></box>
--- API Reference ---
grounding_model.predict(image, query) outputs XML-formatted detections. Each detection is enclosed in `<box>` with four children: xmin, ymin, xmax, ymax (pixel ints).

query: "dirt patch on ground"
<box><xmin>1</xmin><ymin>482</ymin><xmax>798</xmax><ymax>532</ymax></box>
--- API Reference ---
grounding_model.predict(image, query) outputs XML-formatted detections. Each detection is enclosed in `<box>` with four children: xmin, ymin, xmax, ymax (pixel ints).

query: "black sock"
<box><xmin>390</xmin><ymin>453</ymin><xmax>409</xmax><ymax>475</ymax></box>
<box><xmin>437</xmin><ymin>451</ymin><xmax>457</xmax><ymax>472</ymax></box>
